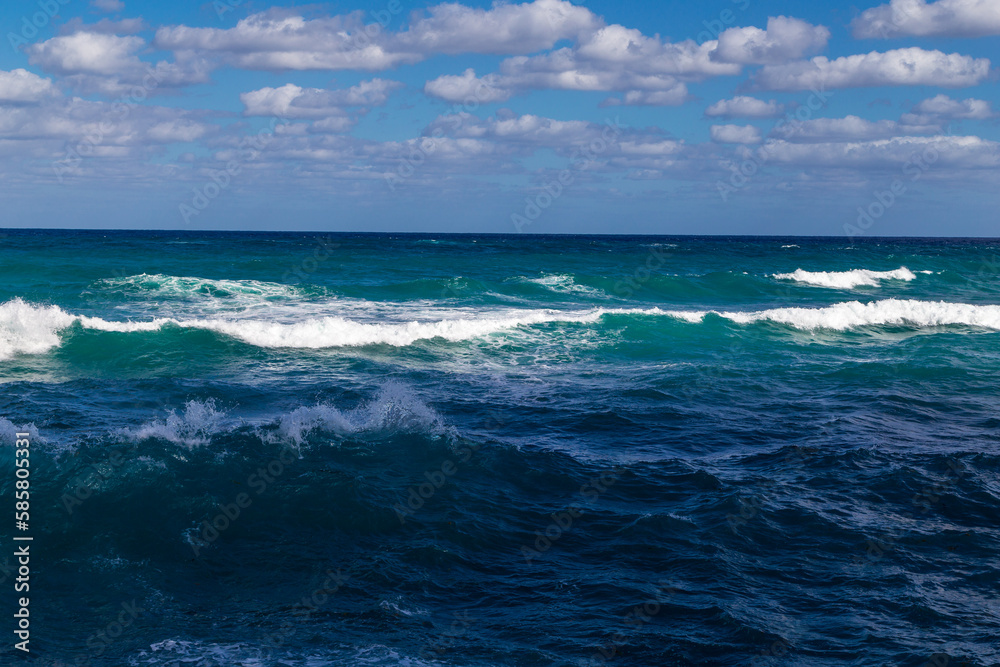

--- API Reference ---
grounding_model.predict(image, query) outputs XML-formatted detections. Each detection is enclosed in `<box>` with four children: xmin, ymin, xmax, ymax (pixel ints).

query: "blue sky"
<box><xmin>0</xmin><ymin>0</ymin><xmax>998</xmax><ymax>234</ymax></box>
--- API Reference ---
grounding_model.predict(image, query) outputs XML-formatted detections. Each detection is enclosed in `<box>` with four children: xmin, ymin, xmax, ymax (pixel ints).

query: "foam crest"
<box><xmin>516</xmin><ymin>274</ymin><xmax>607</xmax><ymax>298</ymax></box>
<box><xmin>0</xmin><ymin>298</ymin><xmax>76</xmax><ymax>360</ymax></box>
<box><xmin>96</xmin><ymin>274</ymin><xmax>302</xmax><ymax>300</ymax></box>
<box><xmin>187</xmin><ymin>309</ymin><xmax>616</xmax><ymax>348</ymax></box>
<box><xmin>120</xmin><ymin>400</ymin><xmax>230</xmax><ymax>448</ymax></box>
<box><xmin>118</xmin><ymin>385</ymin><xmax>444</xmax><ymax>448</ymax></box>
<box><xmin>697</xmin><ymin>299</ymin><xmax>1000</xmax><ymax>331</ymax></box>
<box><xmin>773</xmin><ymin>267</ymin><xmax>917</xmax><ymax>289</ymax></box>
<box><xmin>273</xmin><ymin>383</ymin><xmax>445</xmax><ymax>445</ymax></box>
<box><xmin>0</xmin><ymin>418</ymin><xmax>41</xmax><ymax>446</ymax></box>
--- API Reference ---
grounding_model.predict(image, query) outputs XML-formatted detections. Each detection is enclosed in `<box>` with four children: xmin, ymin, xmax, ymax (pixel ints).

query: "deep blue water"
<box><xmin>0</xmin><ymin>231</ymin><xmax>998</xmax><ymax>666</ymax></box>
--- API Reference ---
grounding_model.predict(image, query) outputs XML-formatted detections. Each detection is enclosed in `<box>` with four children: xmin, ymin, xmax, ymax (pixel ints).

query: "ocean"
<box><xmin>1</xmin><ymin>230</ymin><xmax>997</xmax><ymax>666</ymax></box>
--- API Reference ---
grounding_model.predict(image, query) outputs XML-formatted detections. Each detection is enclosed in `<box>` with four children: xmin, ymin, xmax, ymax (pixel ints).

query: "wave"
<box><xmin>0</xmin><ymin>418</ymin><xmax>41</xmax><ymax>445</ymax></box>
<box><xmin>95</xmin><ymin>274</ymin><xmax>305</xmax><ymax>300</ymax></box>
<box><xmin>4</xmin><ymin>297</ymin><xmax>1000</xmax><ymax>361</ymax></box>
<box><xmin>268</xmin><ymin>383</ymin><xmax>446</xmax><ymax>446</ymax></box>
<box><xmin>513</xmin><ymin>274</ymin><xmax>607</xmax><ymax>298</ymax></box>
<box><xmin>119</xmin><ymin>399</ymin><xmax>231</xmax><ymax>448</ymax></box>
<box><xmin>773</xmin><ymin>267</ymin><xmax>917</xmax><ymax>289</ymax></box>
<box><xmin>690</xmin><ymin>299</ymin><xmax>1000</xmax><ymax>331</ymax></box>
<box><xmin>0</xmin><ymin>298</ymin><xmax>659</xmax><ymax>357</ymax></box>
<box><xmin>118</xmin><ymin>384</ymin><xmax>446</xmax><ymax>448</ymax></box>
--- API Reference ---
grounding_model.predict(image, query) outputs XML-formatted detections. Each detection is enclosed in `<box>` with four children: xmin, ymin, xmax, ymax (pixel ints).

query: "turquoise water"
<box><xmin>1</xmin><ymin>231</ymin><xmax>998</xmax><ymax>666</ymax></box>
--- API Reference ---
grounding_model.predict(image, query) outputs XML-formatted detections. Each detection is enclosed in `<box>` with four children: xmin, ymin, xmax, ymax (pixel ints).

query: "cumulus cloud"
<box><xmin>768</xmin><ymin>115</ymin><xmax>941</xmax><ymax>142</ymax></box>
<box><xmin>424</xmin><ymin>69</ymin><xmax>512</xmax><ymax>103</ymax></box>
<box><xmin>28</xmin><ymin>33</ymin><xmax>145</xmax><ymax>76</ymax></box>
<box><xmin>241</xmin><ymin>79</ymin><xmax>403</xmax><ymax>119</ymax></box>
<box><xmin>705</xmin><ymin>96</ymin><xmax>785</xmax><ymax>118</ymax></box>
<box><xmin>427</xmin><ymin>111</ymin><xmax>602</xmax><ymax>149</ymax></box>
<box><xmin>394</xmin><ymin>0</ymin><xmax>599</xmax><ymax>54</ymax></box>
<box><xmin>713</xmin><ymin>16</ymin><xmax>830</xmax><ymax>65</ymax></box>
<box><xmin>154</xmin><ymin>11</ymin><xmax>420</xmax><ymax>72</ymax></box>
<box><xmin>426</xmin><ymin>24</ymin><xmax>738</xmax><ymax>105</ymax></box>
<box><xmin>27</xmin><ymin>31</ymin><xmax>211</xmax><ymax>96</ymax></box>
<box><xmin>0</xmin><ymin>69</ymin><xmax>59</xmax><ymax>104</ymax></box>
<box><xmin>751</xmin><ymin>47</ymin><xmax>991</xmax><ymax>90</ymax></box>
<box><xmin>0</xmin><ymin>96</ymin><xmax>212</xmax><ymax>159</ymax></box>
<box><xmin>852</xmin><ymin>0</ymin><xmax>1000</xmax><ymax>38</ymax></box>
<box><xmin>763</xmin><ymin>135</ymin><xmax>1000</xmax><ymax>169</ymax></box>
<box><xmin>711</xmin><ymin>124</ymin><xmax>762</xmax><ymax>144</ymax></box>
<box><xmin>155</xmin><ymin>0</ymin><xmax>598</xmax><ymax>72</ymax></box>
<box><xmin>912</xmin><ymin>94</ymin><xmax>996</xmax><ymax>119</ymax></box>
<box><xmin>601</xmin><ymin>86</ymin><xmax>690</xmax><ymax>107</ymax></box>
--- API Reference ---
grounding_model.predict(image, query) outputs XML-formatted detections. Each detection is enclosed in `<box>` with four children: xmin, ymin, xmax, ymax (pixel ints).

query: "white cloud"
<box><xmin>713</xmin><ymin>16</ymin><xmax>830</xmax><ymax>65</ymax></box>
<box><xmin>763</xmin><ymin>135</ymin><xmax>1000</xmax><ymax>169</ymax></box>
<box><xmin>28</xmin><ymin>33</ymin><xmax>145</xmax><ymax>76</ymax></box>
<box><xmin>601</xmin><ymin>86</ymin><xmax>690</xmax><ymax>107</ymax></box>
<box><xmin>706</xmin><ymin>96</ymin><xmax>785</xmax><ymax>118</ymax></box>
<box><xmin>852</xmin><ymin>0</ymin><xmax>1000</xmax><ymax>38</ymax></box>
<box><xmin>424</xmin><ymin>25</ymin><xmax>738</xmax><ymax>104</ymax></box>
<box><xmin>752</xmin><ymin>48</ymin><xmax>990</xmax><ymax>90</ymax></box>
<box><xmin>154</xmin><ymin>12</ymin><xmax>420</xmax><ymax>72</ymax></box>
<box><xmin>155</xmin><ymin>0</ymin><xmax>599</xmax><ymax>72</ymax></box>
<box><xmin>913</xmin><ymin>94</ymin><xmax>996</xmax><ymax>119</ymax></box>
<box><xmin>428</xmin><ymin>111</ymin><xmax>600</xmax><ymax>149</ymax></box>
<box><xmin>241</xmin><ymin>79</ymin><xmax>403</xmax><ymax>118</ymax></box>
<box><xmin>27</xmin><ymin>31</ymin><xmax>211</xmax><ymax>96</ymax></box>
<box><xmin>424</xmin><ymin>69</ymin><xmax>512</xmax><ymax>103</ymax></box>
<box><xmin>395</xmin><ymin>0</ymin><xmax>599</xmax><ymax>55</ymax></box>
<box><xmin>146</xmin><ymin>120</ymin><xmax>210</xmax><ymax>143</ymax></box>
<box><xmin>0</xmin><ymin>96</ymin><xmax>212</xmax><ymax>154</ymax></box>
<box><xmin>91</xmin><ymin>0</ymin><xmax>125</xmax><ymax>11</ymax></box>
<box><xmin>768</xmin><ymin>115</ymin><xmax>941</xmax><ymax>142</ymax></box>
<box><xmin>0</xmin><ymin>69</ymin><xmax>59</xmax><ymax>104</ymax></box>
<box><xmin>711</xmin><ymin>124</ymin><xmax>762</xmax><ymax>144</ymax></box>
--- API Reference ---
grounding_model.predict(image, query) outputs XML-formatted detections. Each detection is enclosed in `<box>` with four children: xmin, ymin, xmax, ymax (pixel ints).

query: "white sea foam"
<box><xmin>271</xmin><ymin>383</ymin><xmax>445</xmax><ymax>446</ymax></box>
<box><xmin>682</xmin><ymin>299</ymin><xmax>1000</xmax><ymax>331</ymax></box>
<box><xmin>119</xmin><ymin>400</ymin><xmax>230</xmax><ymax>448</ymax></box>
<box><xmin>4</xmin><ymin>297</ymin><xmax>998</xmax><ymax>360</ymax></box>
<box><xmin>120</xmin><ymin>384</ymin><xmax>446</xmax><ymax>448</ymax></box>
<box><xmin>0</xmin><ymin>418</ymin><xmax>41</xmax><ymax>446</ymax></box>
<box><xmin>0</xmin><ymin>298</ymin><xmax>657</xmax><ymax>356</ymax></box>
<box><xmin>0</xmin><ymin>298</ymin><xmax>77</xmax><ymax>360</ymax></box>
<box><xmin>773</xmin><ymin>267</ymin><xmax>917</xmax><ymax>289</ymax></box>
<box><xmin>516</xmin><ymin>274</ymin><xmax>607</xmax><ymax>298</ymax></box>
<box><xmin>96</xmin><ymin>274</ymin><xmax>303</xmax><ymax>300</ymax></box>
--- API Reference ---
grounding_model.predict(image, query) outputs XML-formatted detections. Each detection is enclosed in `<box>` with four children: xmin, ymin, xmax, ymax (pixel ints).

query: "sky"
<box><xmin>0</xmin><ymin>0</ymin><xmax>998</xmax><ymax>235</ymax></box>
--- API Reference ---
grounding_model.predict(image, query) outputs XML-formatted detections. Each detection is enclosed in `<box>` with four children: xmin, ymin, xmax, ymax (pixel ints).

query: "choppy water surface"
<box><xmin>1</xmin><ymin>231</ymin><xmax>998</xmax><ymax>666</ymax></box>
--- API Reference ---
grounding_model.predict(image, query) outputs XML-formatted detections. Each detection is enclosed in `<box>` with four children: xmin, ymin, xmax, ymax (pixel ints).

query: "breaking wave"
<box><xmin>773</xmin><ymin>267</ymin><xmax>917</xmax><ymax>289</ymax></box>
<box><xmin>4</xmin><ymin>297</ymin><xmax>1000</xmax><ymax>361</ymax></box>
<box><xmin>690</xmin><ymin>298</ymin><xmax>1000</xmax><ymax>331</ymax></box>
<box><xmin>118</xmin><ymin>384</ymin><xmax>446</xmax><ymax>448</ymax></box>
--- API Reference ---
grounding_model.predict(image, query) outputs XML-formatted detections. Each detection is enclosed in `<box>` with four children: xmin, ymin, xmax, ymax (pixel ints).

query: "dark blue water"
<box><xmin>0</xmin><ymin>231</ymin><xmax>998</xmax><ymax>666</ymax></box>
